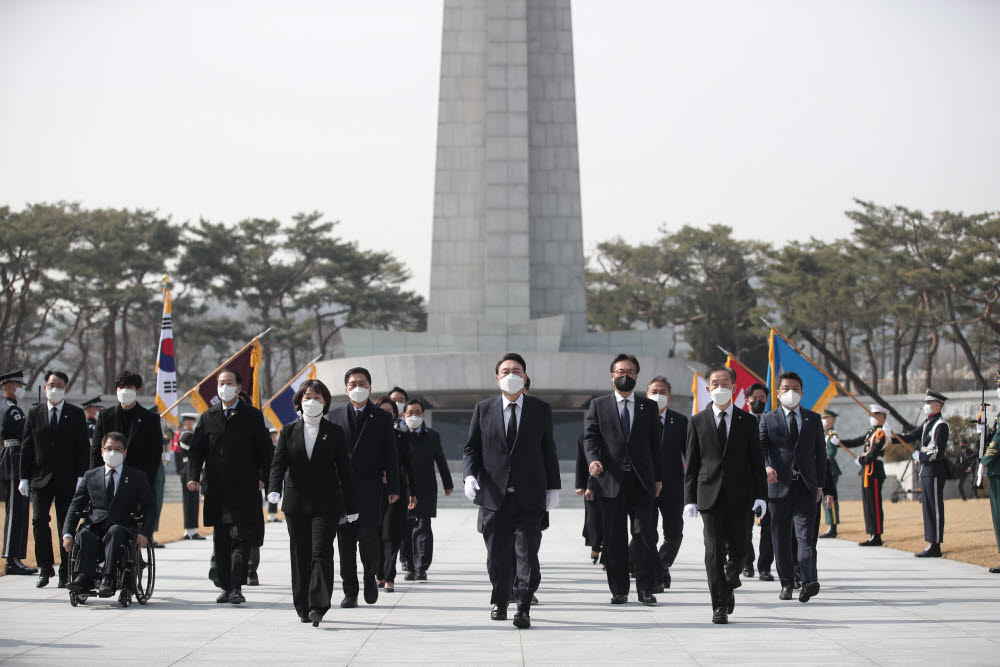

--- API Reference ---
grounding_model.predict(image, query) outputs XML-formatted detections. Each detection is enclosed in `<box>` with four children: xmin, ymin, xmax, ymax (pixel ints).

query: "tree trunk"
<box><xmin>901</xmin><ymin>321</ymin><xmax>922</xmax><ymax>394</ymax></box>
<box><xmin>863</xmin><ymin>330</ymin><xmax>878</xmax><ymax>394</ymax></box>
<box><xmin>943</xmin><ymin>289</ymin><xmax>987</xmax><ymax>387</ymax></box>
<box><xmin>925</xmin><ymin>326</ymin><xmax>939</xmax><ymax>389</ymax></box>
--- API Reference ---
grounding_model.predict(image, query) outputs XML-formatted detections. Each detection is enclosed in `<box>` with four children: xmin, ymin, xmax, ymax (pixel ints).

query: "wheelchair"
<box><xmin>67</xmin><ymin>510</ymin><xmax>156</xmax><ymax>607</ymax></box>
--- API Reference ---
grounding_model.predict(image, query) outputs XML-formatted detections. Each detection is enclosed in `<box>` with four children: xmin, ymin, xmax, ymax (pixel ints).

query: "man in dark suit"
<box><xmin>584</xmin><ymin>353</ymin><xmax>662</xmax><ymax>606</ymax></box>
<box><xmin>685</xmin><ymin>364</ymin><xmax>767</xmax><ymax>624</ymax></box>
<box><xmin>186</xmin><ymin>368</ymin><xmax>272</xmax><ymax>605</ymax></box>
<box><xmin>19</xmin><ymin>370</ymin><xmax>91</xmax><ymax>588</ymax></box>
<box><xmin>62</xmin><ymin>431</ymin><xmax>155</xmax><ymax>596</ymax></box>
<box><xmin>402</xmin><ymin>399</ymin><xmax>453</xmax><ymax>582</ymax></box>
<box><xmin>758</xmin><ymin>371</ymin><xmax>826</xmax><ymax>603</ymax></box>
<box><xmin>326</xmin><ymin>366</ymin><xmax>399</xmax><ymax>608</ymax></box>
<box><xmin>463</xmin><ymin>352</ymin><xmax>561</xmax><ymax>629</ymax></box>
<box><xmin>646</xmin><ymin>375</ymin><xmax>687</xmax><ymax>590</ymax></box>
<box><xmin>745</xmin><ymin>382</ymin><xmax>776</xmax><ymax>581</ymax></box>
<box><xmin>89</xmin><ymin>369</ymin><xmax>164</xmax><ymax>544</ymax></box>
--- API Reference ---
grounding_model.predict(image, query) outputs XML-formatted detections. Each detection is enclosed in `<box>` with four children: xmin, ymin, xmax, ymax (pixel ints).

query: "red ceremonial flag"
<box><xmin>725</xmin><ymin>354</ymin><xmax>766</xmax><ymax>412</ymax></box>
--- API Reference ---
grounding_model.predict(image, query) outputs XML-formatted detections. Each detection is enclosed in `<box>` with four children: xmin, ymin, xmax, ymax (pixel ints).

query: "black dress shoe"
<box><xmin>189</xmin><ymin>533</ymin><xmax>206</xmax><ymax>540</ymax></box>
<box><xmin>363</xmin><ymin>580</ymin><xmax>379</xmax><ymax>604</ymax></box>
<box><xmin>988</xmin><ymin>566</ymin><xmax>1000</xmax><ymax>574</ymax></box>
<box><xmin>610</xmin><ymin>594</ymin><xmax>628</xmax><ymax>604</ymax></box>
<box><xmin>725</xmin><ymin>590</ymin><xmax>735</xmax><ymax>614</ymax></box>
<box><xmin>758</xmin><ymin>571</ymin><xmax>775</xmax><ymax>582</ymax></box>
<box><xmin>915</xmin><ymin>543</ymin><xmax>942</xmax><ymax>558</ymax></box>
<box><xmin>217</xmin><ymin>590</ymin><xmax>232</xmax><ymax>603</ymax></box>
<box><xmin>209</xmin><ymin>566</ymin><xmax>221</xmax><ymax>588</ymax></box>
<box><xmin>230</xmin><ymin>588</ymin><xmax>246</xmax><ymax>604</ymax></box>
<box><xmin>57</xmin><ymin>573</ymin><xmax>68</xmax><ymax>588</ymax></box>
<box><xmin>819</xmin><ymin>527</ymin><xmax>838</xmax><ymax>538</ymax></box>
<box><xmin>98</xmin><ymin>582</ymin><xmax>114</xmax><ymax>598</ymax></box>
<box><xmin>491</xmin><ymin>604</ymin><xmax>508</xmax><ymax>620</ymax></box>
<box><xmin>663</xmin><ymin>569</ymin><xmax>671</xmax><ymax>589</ymax></box>
<box><xmin>308</xmin><ymin>609</ymin><xmax>323</xmax><ymax>627</ymax></box>
<box><xmin>712</xmin><ymin>608</ymin><xmax>728</xmax><ymax>624</ymax></box>
<box><xmin>247</xmin><ymin>572</ymin><xmax>260</xmax><ymax>586</ymax></box>
<box><xmin>300</xmin><ymin>616</ymin><xmax>311</xmax><ymax>623</ymax></box>
<box><xmin>151</xmin><ymin>540</ymin><xmax>165</xmax><ymax>549</ymax></box>
<box><xmin>36</xmin><ymin>567</ymin><xmax>54</xmax><ymax>588</ymax></box>
<box><xmin>652</xmin><ymin>583</ymin><xmax>665</xmax><ymax>594</ymax></box>
<box><xmin>415</xmin><ymin>570</ymin><xmax>427</xmax><ymax>581</ymax></box>
<box><xmin>67</xmin><ymin>575</ymin><xmax>92</xmax><ymax>592</ymax></box>
<box><xmin>340</xmin><ymin>596</ymin><xmax>358</xmax><ymax>608</ymax></box>
<box><xmin>742</xmin><ymin>564</ymin><xmax>754</xmax><ymax>578</ymax></box>
<box><xmin>793</xmin><ymin>578</ymin><xmax>802</xmax><ymax>590</ymax></box>
<box><xmin>778</xmin><ymin>586</ymin><xmax>793</xmax><ymax>600</ymax></box>
<box><xmin>799</xmin><ymin>581</ymin><xmax>820</xmax><ymax>602</ymax></box>
<box><xmin>859</xmin><ymin>536</ymin><xmax>883</xmax><ymax>546</ymax></box>
<box><xmin>530</xmin><ymin>594</ymin><xmax>538</xmax><ymax>605</ymax></box>
<box><xmin>404</xmin><ymin>570</ymin><xmax>417</xmax><ymax>581</ymax></box>
<box><xmin>5</xmin><ymin>559</ymin><xmax>37</xmax><ymax>575</ymax></box>
<box><xmin>638</xmin><ymin>591</ymin><xmax>657</xmax><ymax>606</ymax></box>
<box><xmin>513</xmin><ymin>606</ymin><xmax>531</xmax><ymax>629</ymax></box>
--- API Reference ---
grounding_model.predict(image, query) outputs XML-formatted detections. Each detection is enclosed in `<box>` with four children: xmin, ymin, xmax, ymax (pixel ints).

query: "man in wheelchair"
<box><xmin>62</xmin><ymin>431</ymin><xmax>155</xmax><ymax>597</ymax></box>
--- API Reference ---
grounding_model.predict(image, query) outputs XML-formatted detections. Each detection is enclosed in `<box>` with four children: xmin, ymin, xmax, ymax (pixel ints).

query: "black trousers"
<box><xmin>756</xmin><ymin>510</ymin><xmax>774</xmax><ymax>573</ymax></box>
<box><xmin>73</xmin><ymin>521</ymin><xmax>132</xmax><ymax>584</ymax></box>
<box><xmin>180</xmin><ymin>470</ymin><xmax>200</xmax><ymax>530</ymax></box>
<box><xmin>412</xmin><ymin>515</ymin><xmax>434</xmax><ymax>571</ymax></box>
<box><xmin>582</xmin><ymin>497</ymin><xmax>603</xmax><ymax>550</ymax></box>
<box><xmin>481</xmin><ymin>491</ymin><xmax>542</xmax><ymax>607</ymax></box>
<box><xmin>598</xmin><ymin>471</ymin><xmax>658</xmax><ymax>597</ymax></box>
<box><xmin>31</xmin><ymin>481</ymin><xmax>73</xmax><ymax>576</ymax></box>
<box><xmin>336</xmin><ymin>520</ymin><xmax>380</xmax><ymax>597</ymax></box>
<box><xmin>700</xmin><ymin>490</ymin><xmax>749</xmax><ymax>610</ymax></box>
<box><xmin>213</xmin><ymin>520</ymin><xmax>249</xmax><ymax>591</ymax></box>
<box><xmin>286</xmin><ymin>512</ymin><xmax>335</xmax><ymax>618</ymax></box>
<box><xmin>657</xmin><ymin>496</ymin><xmax>684</xmax><ymax>570</ymax></box>
<box><xmin>2</xmin><ymin>477</ymin><xmax>30</xmax><ymax>559</ymax></box>
<box><xmin>921</xmin><ymin>473</ymin><xmax>946</xmax><ymax>543</ymax></box>
<box><xmin>399</xmin><ymin>524</ymin><xmax>414</xmax><ymax>569</ymax></box>
<box><xmin>862</xmin><ymin>476</ymin><xmax>884</xmax><ymax>536</ymax></box>
<box><xmin>769</xmin><ymin>479</ymin><xmax>818</xmax><ymax>587</ymax></box>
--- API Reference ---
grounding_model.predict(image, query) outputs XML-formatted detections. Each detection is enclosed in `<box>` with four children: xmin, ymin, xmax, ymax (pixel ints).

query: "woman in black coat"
<box><xmin>268</xmin><ymin>379</ymin><xmax>358</xmax><ymax>627</ymax></box>
<box><xmin>374</xmin><ymin>396</ymin><xmax>417</xmax><ymax>592</ymax></box>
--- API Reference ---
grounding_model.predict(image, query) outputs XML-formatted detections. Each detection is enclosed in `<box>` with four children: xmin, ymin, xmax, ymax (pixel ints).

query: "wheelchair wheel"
<box><xmin>133</xmin><ymin>540</ymin><xmax>155</xmax><ymax>605</ymax></box>
<box><xmin>67</xmin><ymin>534</ymin><xmax>85</xmax><ymax>606</ymax></box>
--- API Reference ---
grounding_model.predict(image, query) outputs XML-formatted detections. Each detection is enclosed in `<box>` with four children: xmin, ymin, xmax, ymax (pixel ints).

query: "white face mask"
<box><xmin>710</xmin><ymin>387</ymin><xmax>733</xmax><ymax>406</ymax></box>
<box><xmin>395</xmin><ymin>401</ymin><xmax>406</xmax><ymax>415</ymax></box>
<box><xmin>117</xmin><ymin>387</ymin><xmax>137</xmax><ymax>406</ymax></box>
<box><xmin>217</xmin><ymin>384</ymin><xmax>238</xmax><ymax>403</ymax></box>
<box><xmin>649</xmin><ymin>393</ymin><xmax>670</xmax><ymax>411</ymax></box>
<box><xmin>12</xmin><ymin>386</ymin><xmax>24</xmax><ymax>401</ymax></box>
<box><xmin>869</xmin><ymin>416</ymin><xmax>879</xmax><ymax>428</ymax></box>
<box><xmin>45</xmin><ymin>386</ymin><xmax>65</xmax><ymax>404</ymax></box>
<box><xmin>779</xmin><ymin>390</ymin><xmax>801</xmax><ymax>409</ymax></box>
<box><xmin>922</xmin><ymin>403</ymin><xmax>933</xmax><ymax>416</ymax></box>
<box><xmin>300</xmin><ymin>398</ymin><xmax>324</xmax><ymax>418</ymax></box>
<box><xmin>348</xmin><ymin>386</ymin><xmax>370</xmax><ymax>404</ymax></box>
<box><xmin>498</xmin><ymin>374</ymin><xmax>525</xmax><ymax>395</ymax></box>
<box><xmin>102</xmin><ymin>449</ymin><xmax>124</xmax><ymax>468</ymax></box>
<box><xmin>404</xmin><ymin>415</ymin><xmax>424</xmax><ymax>430</ymax></box>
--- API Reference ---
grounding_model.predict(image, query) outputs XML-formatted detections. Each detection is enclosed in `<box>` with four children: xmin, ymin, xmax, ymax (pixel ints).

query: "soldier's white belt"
<box><xmin>3</xmin><ymin>439</ymin><xmax>20</xmax><ymax>448</ymax></box>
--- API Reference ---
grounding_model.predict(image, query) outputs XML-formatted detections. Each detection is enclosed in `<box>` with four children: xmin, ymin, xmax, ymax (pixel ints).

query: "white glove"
<box><xmin>463</xmin><ymin>475</ymin><xmax>480</xmax><ymax>501</ymax></box>
<box><xmin>76</xmin><ymin>476</ymin><xmax>84</xmax><ymax>489</ymax></box>
<box><xmin>854</xmin><ymin>457</ymin><xmax>862</xmax><ymax>467</ymax></box>
<box><xmin>831</xmin><ymin>436</ymin><xmax>841</xmax><ymax>446</ymax></box>
<box><xmin>161</xmin><ymin>451</ymin><xmax>172</xmax><ymax>465</ymax></box>
<box><xmin>18</xmin><ymin>480</ymin><xmax>29</xmax><ymax>497</ymax></box>
<box><xmin>683</xmin><ymin>503</ymin><xmax>698</xmax><ymax>518</ymax></box>
<box><xmin>545</xmin><ymin>489</ymin><xmax>560</xmax><ymax>510</ymax></box>
<box><xmin>881</xmin><ymin>424</ymin><xmax>893</xmax><ymax>438</ymax></box>
<box><xmin>346</xmin><ymin>513</ymin><xmax>359</xmax><ymax>523</ymax></box>
<box><xmin>978</xmin><ymin>464</ymin><xmax>986</xmax><ymax>486</ymax></box>
<box><xmin>266</xmin><ymin>492</ymin><xmax>281</xmax><ymax>505</ymax></box>
<box><xmin>752</xmin><ymin>498</ymin><xmax>767</xmax><ymax>519</ymax></box>
<box><xmin>976</xmin><ymin>423</ymin><xmax>985</xmax><ymax>434</ymax></box>
<box><xmin>911</xmin><ymin>450</ymin><xmax>920</xmax><ymax>462</ymax></box>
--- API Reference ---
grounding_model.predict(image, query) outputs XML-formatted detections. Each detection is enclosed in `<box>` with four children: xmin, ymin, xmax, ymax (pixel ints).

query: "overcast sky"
<box><xmin>2</xmin><ymin>0</ymin><xmax>998</xmax><ymax>299</ymax></box>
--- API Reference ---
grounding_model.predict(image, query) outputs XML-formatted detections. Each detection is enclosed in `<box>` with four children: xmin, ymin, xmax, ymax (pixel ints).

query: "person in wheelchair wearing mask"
<box><xmin>62</xmin><ymin>431</ymin><xmax>155</xmax><ymax>597</ymax></box>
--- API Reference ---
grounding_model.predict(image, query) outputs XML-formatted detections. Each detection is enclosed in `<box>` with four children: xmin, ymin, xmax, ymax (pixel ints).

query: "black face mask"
<box><xmin>749</xmin><ymin>400</ymin><xmax>766</xmax><ymax>415</ymax></box>
<box><xmin>614</xmin><ymin>375</ymin><xmax>636</xmax><ymax>393</ymax></box>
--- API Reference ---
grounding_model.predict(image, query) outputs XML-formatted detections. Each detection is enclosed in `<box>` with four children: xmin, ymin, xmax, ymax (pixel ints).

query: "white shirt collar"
<box><xmin>47</xmin><ymin>400</ymin><xmax>64</xmax><ymax>413</ymax></box>
<box><xmin>105</xmin><ymin>462</ymin><xmax>123</xmax><ymax>477</ymax></box>
<box><xmin>711</xmin><ymin>402</ymin><xmax>734</xmax><ymax>421</ymax></box>
<box><xmin>781</xmin><ymin>404</ymin><xmax>801</xmax><ymax>420</ymax></box>
<box><xmin>615</xmin><ymin>391</ymin><xmax>634</xmax><ymax>403</ymax></box>
<box><xmin>502</xmin><ymin>392</ymin><xmax>525</xmax><ymax>412</ymax></box>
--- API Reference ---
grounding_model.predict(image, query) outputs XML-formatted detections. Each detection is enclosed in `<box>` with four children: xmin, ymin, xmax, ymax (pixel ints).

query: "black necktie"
<box><xmin>225</xmin><ymin>407</ymin><xmax>235</xmax><ymax>420</ymax></box>
<box><xmin>50</xmin><ymin>407</ymin><xmax>58</xmax><ymax>430</ymax></box>
<box><xmin>106</xmin><ymin>469</ymin><xmax>116</xmax><ymax>501</ymax></box>
<box><xmin>621</xmin><ymin>400</ymin><xmax>631</xmax><ymax>441</ymax></box>
<box><xmin>506</xmin><ymin>404</ymin><xmax>517</xmax><ymax>452</ymax></box>
<box><xmin>789</xmin><ymin>411</ymin><xmax>799</xmax><ymax>443</ymax></box>
<box><xmin>717</xmin><ymin>411</ymin><xmax>727</xmax><ymax>444</ymax></box>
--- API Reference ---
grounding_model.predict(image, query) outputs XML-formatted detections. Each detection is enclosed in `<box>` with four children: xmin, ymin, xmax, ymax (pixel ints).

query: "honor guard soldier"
<box><xmin>898</xmin><ymin>389</ymin><xmax>950</xmax><ymax>557</ymax></box>
<box><xmin>819</xmin><ymin>409</ymin><xmax>841</xmax><ymax>538</ymax></box>
<box><xmin>978</xmin><ymin>370</ymin><xmax>1000</xmax><ymax>573</ymax></box>
<box><xmin>82</xmin><ymin>396</ymin><xmax>104</xmax><ymax>438</ymax></box>
<box><xmin>177</xmin><ymin>413</ymin><xmax>204</xmax><ymax>540</ymax></box>
<box><xmin>832</xmin><ymin>405</ymin><xmax>890</xmax><ymax>546</ymax></box>
<box><xmin>1</xmin><ymin>370</ymin><xmax>36</xmax><ymax>575</ymax></box>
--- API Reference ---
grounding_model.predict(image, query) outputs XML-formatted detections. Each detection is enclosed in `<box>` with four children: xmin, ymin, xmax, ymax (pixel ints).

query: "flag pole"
<box><xmin>718</xmin><ymin>345</ymin><xmax>767</xmax><ymax>383</ymax></box>
<box><xmin>261</xmin><ymin>355</ymin><xmax>322</xmax><ymax>409</ymax></box>
<box><xmin>159</xmin><ymin>334</ymin><xmax>266</xmax><ymax>418</ymax></box>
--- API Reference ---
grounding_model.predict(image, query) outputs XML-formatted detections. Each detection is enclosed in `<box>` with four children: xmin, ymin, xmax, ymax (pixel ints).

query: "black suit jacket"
<box><xmin>656</xmin><ymin>407</ymin><xmax>688</xmax><ymax>508</ymax></box>
<box><xmin>63</xmin><ymin>464</ymin><xmax>156</xmax><ymax>540</ymax></box>
<box><xmin>463</xmin><ymin>394</ymin><xmax>561</xmax><ymax>513</ymax></box>
<box><xmin>268</xmin><ymin>418</ymin><xmax>358</xmax><ymax>517</ymax></box>
<box><xmin>408</xmin><ymin>426</ymin><xmax>453</xmax><ymax>518</ymax></box>
<box><xmin>186</xmin><ymin>400</ymin><xmax>272</xmax><ymax>540</ymax></box>
<box><xmin>758</xmin><ymin>407</ymin><xmax>826</xmax><ymax>499</ymax></box>
<box><xmin>89</xmin><ymin>404</ymin><xmax>163</xmax><ymax>487</ymax></box>
<box><xmin>326</xmin><ymin>401</ymin><xmax>399</xmax><ymax>527</ymax></box>
<box><xmin>583</xmin><ymin>393</ymin><xmax>662</xmax><ymax>499</ymax></box>
<box><xmin>685</xmin><ymin>406</ymin><xmax>767</xmax><ymax>511</ymax></box>
<box><xmin>20</xmin><ymin>402</ymin><xmax>90</xmax><ymax>493</ymax></box>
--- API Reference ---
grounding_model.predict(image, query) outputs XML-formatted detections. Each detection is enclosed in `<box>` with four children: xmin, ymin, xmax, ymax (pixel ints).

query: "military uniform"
<box><xmin>821</xmin><ymin>409</ymin><xmax>841</xmax><ymax>535</ymax></box>
<box><xmin>81</xmin><ymin>395</ymin><xmax>103</xmax><ymax>439</ymax></box>
<box><xmin>1</xmin><ymin>370</ymin><xmax>34</xmax><ymax>573</ymax></box>
<box><xmin>898</xmin><ymin>389</ymin><xmax>950</xmax><ymax>556</ymax></box>
<box><xmin>840</xmin><ymin>413</ymin><xmax>888</xmax><ymax>544</ymax></box>
<box><xmin>978</xmin><ymin>372</ymin><xmax>1000</xmax><ymax>573</ymax></box>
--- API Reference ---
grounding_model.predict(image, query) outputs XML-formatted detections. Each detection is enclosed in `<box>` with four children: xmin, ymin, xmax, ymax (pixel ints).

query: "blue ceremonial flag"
<box><xmin>263</xmin><ymin>358</ymin><xmax>319</xmax><ymax>431</ymax></box>
<box><xmin>766</xmin><ymin>328</ymin><xmax>838</xmax><ymax>412</ymax></box>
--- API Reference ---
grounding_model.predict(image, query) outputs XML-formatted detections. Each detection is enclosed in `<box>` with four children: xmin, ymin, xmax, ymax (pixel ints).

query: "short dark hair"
<box><xmin>344</xmin><ymin>367</ymin><xmax>372</xmax><ymax>386</ymax></box>
<box><xmin>404</xmin><ymin>398</ymin><xmax>425</xmax><ymax>412</ymax></box>
<box><xmin>374</xmin><ymin>395</ymin><xmax>397</xmax><ymax>419</ymax></box>
<box><xmin>46</xmin><ymin>370</ymin><xmax>69</xmax><ymax>385</ymax></box>
<box><xmin>647</xmin><ymin>375</ymin><xmax>671</xmax><ymax>392</ymax></box>
<box><xmin>218</xmin><ymin>367</ymin><xmax>242</xmax><ymax>386</ymax></box>
<box><xmin>610</xmin><ymin>353</ymin><xmax>640</xmax><ymax>374</ymax></box>
<box><xmin>524</xmin><ymin>376</ymin><xmax>531</xmax><ymax>391</ymax></box>
<box><xmin>747</xmin><ymin>382</ymin><xmax>769</xmax><ymax>396</ymax></box>
<box><xmin>292</xmin><ymin>379</ymin><xmax>332</xmax><ymax>414</ymax></box>
<box><xmin>706</xmin><ymin>364</ymin><xmax>735</xmax><ymax>383</ymax></box>
<box><xmin>102</xmin><ymin>431</ymin><xmax>127</xmax><ymax>449</ymax></box>
<box><xmin>389</xmin><ymin>386</ymin><xmax>408</xmax><ymax>400</ymax></box>
<box><xmin>777</xmin><ymin>371</ymin><xmax>803</xmax><ymax>390</ymax></box>
<box><xmin>495</xmin><ymin>352</ymin><xmax>527</xmax><ymax>375</ymax></box>
<box><xmin>114</xmin><ymin>369</ymin><xmax>143</xmax><ymax>390</ymax></box>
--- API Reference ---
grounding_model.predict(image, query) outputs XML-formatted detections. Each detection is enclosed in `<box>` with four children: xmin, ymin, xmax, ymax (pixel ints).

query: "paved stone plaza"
<box><xmin>1</xmin><ymin>507</ymin><xmax>998</xmax><ymax>665</ymax></box>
